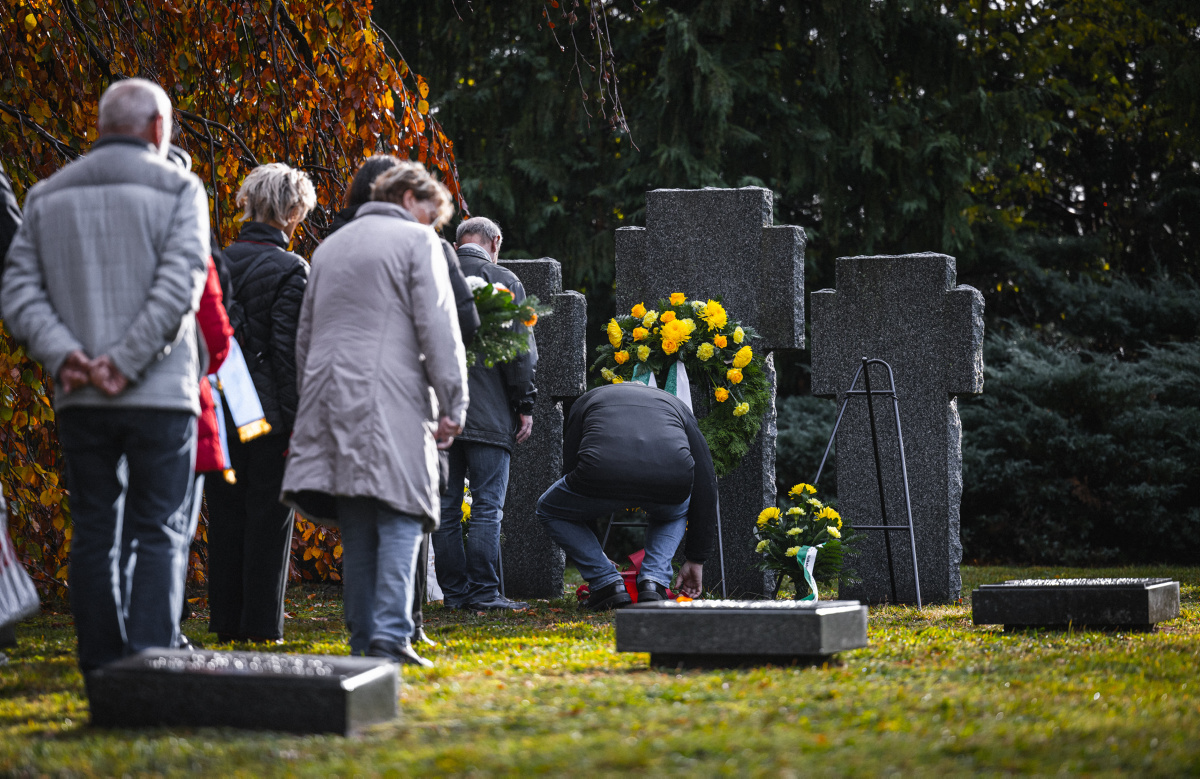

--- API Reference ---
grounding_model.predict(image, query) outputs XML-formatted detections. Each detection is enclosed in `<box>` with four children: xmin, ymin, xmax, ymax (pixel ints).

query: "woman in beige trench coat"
<box><xmin>281</xmin><ymin>162</ymin><xmax>467</xmax><ymax>666</ymax></box>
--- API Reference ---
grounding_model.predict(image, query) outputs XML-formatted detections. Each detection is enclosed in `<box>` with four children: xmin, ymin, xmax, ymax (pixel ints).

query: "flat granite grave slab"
<box><xmin>973</xmin><ymin>578</ymin><xmax>1181</xmax><ymax>631</ymax></box>
<box><xmin>88</xmin><ymin>649</ymin><xmax>398</xmax><ymax>734</ymax></box>
<box><xmin>615</xmin><ymin>599</ymin><xmax>867</xmax><ymax>668</ymax></box>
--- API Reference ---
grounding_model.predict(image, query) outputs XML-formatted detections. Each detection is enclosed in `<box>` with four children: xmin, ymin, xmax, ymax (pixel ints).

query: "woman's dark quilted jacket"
<box><xmin>224</xmin><ymin>221</ymin><xmax>308</xmax><ymax>435</ymax></box>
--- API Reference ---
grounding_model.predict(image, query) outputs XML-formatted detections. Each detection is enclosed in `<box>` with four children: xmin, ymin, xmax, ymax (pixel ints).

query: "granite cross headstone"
<box><xmin>810</xmin><ymin>253</ymin><xmax>984</xmax><ymax>604</ymax></box>
<box><xmin>496</xmin><ymin>258</ymin><xmax>587</xmax><ymax>599</ymax></box>
<box><xmin>615</xmin><ymin>187</ymin><xmax>805</xmax><ymax>597</ymax></box>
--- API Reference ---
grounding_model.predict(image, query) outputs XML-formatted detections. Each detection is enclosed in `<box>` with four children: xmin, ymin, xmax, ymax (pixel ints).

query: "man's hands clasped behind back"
<box><xmin>58</xmin><ymin>349</ymin><xmax>130</xmax><ymax>396</ymax></box>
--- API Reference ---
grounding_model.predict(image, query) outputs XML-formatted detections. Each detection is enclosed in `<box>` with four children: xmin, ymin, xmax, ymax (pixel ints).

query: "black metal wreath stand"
<box><xmin>801</xmin><ymin>357</ymin><xmax>923</xmax><ymax>608</ymax></box>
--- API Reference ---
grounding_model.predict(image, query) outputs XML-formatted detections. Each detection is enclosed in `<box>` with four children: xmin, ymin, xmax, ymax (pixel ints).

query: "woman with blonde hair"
<box><xmin>282</xmin><ymin>162</ymin><xmax>467</xmax><ymax>666</ymax></box>
<box><xmin>207</xmin><ymin>162</ymin><xmax>316</xmax><ymax>644</ymax></box>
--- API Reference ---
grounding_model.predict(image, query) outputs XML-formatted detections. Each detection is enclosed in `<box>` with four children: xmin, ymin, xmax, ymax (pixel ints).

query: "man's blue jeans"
<box><xmin>432</xmin><ymin>441</ymin><xmax>510</xmax><ymax>606</ymax></box>
<box><xmin>57</xmin><ymin>408</ymin><xmax>197</xmax><ymax>672</ymax></box>
<box><xmin>337</xmin><ymin>496</ymin><xmax>424</xmax><ymax>655</ymax></box>
<box><xmin>535</xmin><ymin>476</ymin><xmax>689</xmax><ymax>591</ymax></box>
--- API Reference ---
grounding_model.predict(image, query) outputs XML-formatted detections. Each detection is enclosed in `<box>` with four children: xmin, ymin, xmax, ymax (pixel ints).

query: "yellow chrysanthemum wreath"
<box><xmin>590</xmin><ymin>294</ymin><xmax>769</xmax><ymax>476</ymax></box>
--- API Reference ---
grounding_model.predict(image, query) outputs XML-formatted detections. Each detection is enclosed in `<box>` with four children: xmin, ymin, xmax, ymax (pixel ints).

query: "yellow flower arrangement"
<box><xmin>752</xmin><ymin>481</ymin><xmax>853</xmax><ymax>600</ymax></box>
<box><xmin>591</xmin><ymin>291</ymin><xmax>767</xmax><ymax>478</ymax></box>
<box><xmin>757</xmin><ymin>506</ymin><xmax>781</xmax><ymax>526</ymax></box>
<box><xmin>699</xmin><ymin>299</ymin><xmax>727</xmax><ymax>331</ymax></box>
<box><xmin>612</xmin><ymin>376</ymin><xmax>624</xmax><ymax>383</ymax></box>
<box><xmin>607</xmin><ymin>318</ymin><xmax>623</xmax><ymax>348</ymax></box>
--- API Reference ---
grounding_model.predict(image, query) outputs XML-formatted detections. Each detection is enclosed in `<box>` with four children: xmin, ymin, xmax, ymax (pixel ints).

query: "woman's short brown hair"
<box><xmin>370</xmin><ymin>161</ymin><xmax>454</xmax><ymax>229</ymax></box>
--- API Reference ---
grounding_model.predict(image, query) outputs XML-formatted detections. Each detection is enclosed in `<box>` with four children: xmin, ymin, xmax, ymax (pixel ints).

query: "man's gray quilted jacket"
<box><xmin>1</xmin><ymin>136</ymin><xmax>209</xmax><ymax>414</ymax></box>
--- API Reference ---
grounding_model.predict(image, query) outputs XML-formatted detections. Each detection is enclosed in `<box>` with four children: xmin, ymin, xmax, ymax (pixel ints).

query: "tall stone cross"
<box><xmin>497</xmin><ymin>258</ymin><xmax>587</xmax><ymax>599</ymax></box>
<box><xmin>615</xmin><ymin>187</ymin><xmax>806</xmax><ymax>597</ymax></box>
<box><xmin>810</xmin><ymin>253</ymin><xmax>985</xmax><ymax>604</ymax></box>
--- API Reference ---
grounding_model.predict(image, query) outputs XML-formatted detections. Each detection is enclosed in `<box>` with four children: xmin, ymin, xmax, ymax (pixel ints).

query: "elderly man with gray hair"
<box><xmin>1</xmin><ymin>79</ymin><xmax>210</xmax><ymax>674</ymax></box>
<box><xmin>431</xmin><ymin>216</ymin><xmax>538</xmax><ymax>612</ymax></box>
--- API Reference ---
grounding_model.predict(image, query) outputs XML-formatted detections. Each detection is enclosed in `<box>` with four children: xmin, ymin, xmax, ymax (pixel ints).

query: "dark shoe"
<box><xmin>638</xmin><ymin>581</ymin><xmax>668</xmax><ymax>602</ymax></box>
<box><xmin>413</xmin><ymin>628</ymin><xmax>438</xmax><ymax>647</ymax></box>
<box><xmin>367</xmin><ymin>639</ymin><xmax>433</xmax><ymax>668</ymax></box>
<box><xmin>585</xmin><ymin>581</ymin><xmax>633</xmax><ymax>611</ymax></box>
<box><xmin>215</xmin><ymin>633</ymin><xmax>240</xmax><ymax>644</ymax></box>
<box><xmin>466</xmin><ymin>596</ymin><xmax>530</xmax><ymax>611</ymax></box>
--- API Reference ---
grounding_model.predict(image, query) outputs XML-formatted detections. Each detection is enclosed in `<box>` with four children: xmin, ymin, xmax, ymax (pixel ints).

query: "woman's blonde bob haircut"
<box><xmin>236</xmin><ymin>162</ymin><xmax>317</xmax><ymax>226</ymax></box>
<box><xmin>370</xmin><ymin>161</ymin><xmax>454</xmax><ymax>229</ymax></box>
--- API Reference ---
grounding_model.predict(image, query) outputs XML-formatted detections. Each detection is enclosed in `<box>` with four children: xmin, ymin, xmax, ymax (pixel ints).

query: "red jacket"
<box><xmin>196</xmin><ymin>257</ymin><xmax>233</xmax><ymax>473</ymax></box>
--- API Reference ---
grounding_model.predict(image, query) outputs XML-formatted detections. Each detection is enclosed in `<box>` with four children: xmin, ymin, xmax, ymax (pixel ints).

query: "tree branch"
<box><xmin>0</xmin><ymin>100</ymin><xmax>78</xmax><ymax>161</ymax></box>
<box><xmin>176</xmin><ymin>110</ymin><xmax>260</xmax><ymax>166</ymax></box>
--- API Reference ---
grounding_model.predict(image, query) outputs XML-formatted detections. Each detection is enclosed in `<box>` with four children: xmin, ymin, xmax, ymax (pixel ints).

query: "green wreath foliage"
<box><xmin>589</xmin><ymin>294</ymin><xmax>770</xmax><ymax>477</ymax></box>
<box><xmin>466</xmin><ymin>278</ymin><xmax>549</xmax><ymax>368</ymax></box>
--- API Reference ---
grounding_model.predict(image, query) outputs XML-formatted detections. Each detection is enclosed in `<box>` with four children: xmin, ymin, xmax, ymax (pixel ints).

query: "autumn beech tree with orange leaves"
<box><xmin>0</xmin><ymin>0</ymin><xmax>463</xmax><ymax>598</ymax></box>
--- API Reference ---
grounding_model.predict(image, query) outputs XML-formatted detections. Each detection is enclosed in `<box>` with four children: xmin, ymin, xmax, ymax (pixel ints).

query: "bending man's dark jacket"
<box><xmin>456</xmin><ymin>242</ymin><xmax>537</xmax><ymax>451</ymax></box>
<box><xmin>0</xmin><ymin>163</ymin><xmax>22</xmax><ymax>275</ymax></box>
<box><xmin>224</xmin><ymin>221</ymin><xmax>308</xmax><ymax>434</ymax></box>
<box><xmin>328</xmin><ymin>204</ymin><xmax>478</xmax><ymax>346</ymax></box>
<box><xmin>562</xmin><ymin>383</ymin><xmax>718</xmax><ymax>563</ymax></box>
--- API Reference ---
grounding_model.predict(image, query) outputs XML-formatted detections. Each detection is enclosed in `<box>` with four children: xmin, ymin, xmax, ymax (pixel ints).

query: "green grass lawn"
<box><xmin>2</xmin><ymin>565</ymin><xmax>1198</xmax><ymax>776</ymax></box>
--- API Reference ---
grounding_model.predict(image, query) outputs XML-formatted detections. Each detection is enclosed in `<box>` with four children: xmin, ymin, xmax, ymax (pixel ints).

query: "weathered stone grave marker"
<box><xmin>615</xmin><ymin>187</ymin><xmax>806</xmax><ymax>597</ymax></box>
<box><xmin>811</xmin><ymin>253</ymin><xmax>984</xmax><ymax>604</ymax></box>
<box><xmin>973</xmin><ymin>578</ymin><xmax>1181</xmax><ymax>631</ymax></box>
<box><xmin>615</xmin><ymin>599</ymin><xmax>867</xmax><ymax>667</ymax></box>
<box><xmin>497</xmin><ymin>258</ymin><xmax>587</xmax><ymax>599</ymax></box>
<box><xmin>87</xmin><ymin>649</ymin><xmax>397</xmax><ymax>734</ymax></box>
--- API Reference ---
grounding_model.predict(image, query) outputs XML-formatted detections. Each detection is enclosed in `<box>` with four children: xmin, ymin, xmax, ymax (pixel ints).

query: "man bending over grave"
<box><xmin>536</xmin><ymin>382</ymin><xmax>717</xmax><ymax>609</ymax></box>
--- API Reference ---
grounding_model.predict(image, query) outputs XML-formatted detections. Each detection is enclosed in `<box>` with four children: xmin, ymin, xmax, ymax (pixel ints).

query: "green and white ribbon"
<box><xmin>799</xmin><ymin>544</ymin><xmax>824</xmax><ymax>602</ymax></box>
<box><xmin>630</xmin><ymin>360</ymin><xmax>693</xmax><ymax>414</ymax></box>
<box><xmin>631</xmin><ymin>362</ymin><xmax>657</xmax><ymax>387</ymax></box>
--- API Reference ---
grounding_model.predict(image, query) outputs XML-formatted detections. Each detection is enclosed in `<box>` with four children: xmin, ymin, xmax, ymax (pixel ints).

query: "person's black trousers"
<box><xmin>204</xmin><ymin>429</ymin><xmax>294</xmax><ymax>641</ymax></box>
<box><xmin>57</xmin><ymin>407</ymin><xmax>197</xmax><ymax>671</ymax></box>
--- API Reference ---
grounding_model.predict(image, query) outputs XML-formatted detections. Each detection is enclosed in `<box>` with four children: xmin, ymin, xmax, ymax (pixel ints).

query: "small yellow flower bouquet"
<box><xmin>590</xmin><ymin>293</ymin><xmax>768</xmax><ymax>476</ymax></box>
<box><xmin>753</xmin><ymin>483</ymin><xmax>856</xmax><ymax>600</ymax></box>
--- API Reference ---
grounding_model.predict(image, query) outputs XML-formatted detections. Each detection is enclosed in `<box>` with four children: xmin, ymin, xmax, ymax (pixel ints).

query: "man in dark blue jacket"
<box><xmin>537</xmin><ymin>382</ymin><xmax>718</xmax><ymax>609</ymax></box>
<box><xmin>432</xmin><ymin>217</ymin><xmax>537</xmax><ymax>611</ymax></box>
